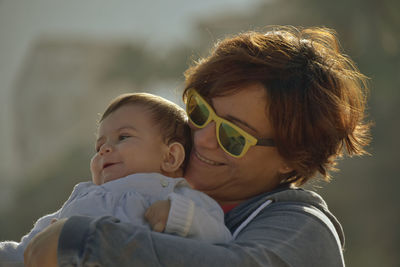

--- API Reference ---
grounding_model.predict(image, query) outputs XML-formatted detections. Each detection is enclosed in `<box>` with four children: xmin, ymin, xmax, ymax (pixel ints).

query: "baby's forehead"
<box><xmin>96</xmin><ymin>105</ymin><xmax>161</xmax><ymax>134</ymax></box>
<box><xmin>113</xmin><ymin>103</ymin><xmax>156</xmax><ymax>118</ymax></box>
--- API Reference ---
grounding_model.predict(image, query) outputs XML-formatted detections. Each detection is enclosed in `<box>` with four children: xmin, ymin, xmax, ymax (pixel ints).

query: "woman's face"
<box><xmin>184</xmin><ymin>83</ymin><xmax>291</xmax><ymax>204</ymax></box>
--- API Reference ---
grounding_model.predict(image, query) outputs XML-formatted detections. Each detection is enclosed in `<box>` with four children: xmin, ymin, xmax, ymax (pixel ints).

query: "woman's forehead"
<box><xmin>210</xmin><ymin>84</ymin><xmax>273</xmax><ymax>138</ymax></box>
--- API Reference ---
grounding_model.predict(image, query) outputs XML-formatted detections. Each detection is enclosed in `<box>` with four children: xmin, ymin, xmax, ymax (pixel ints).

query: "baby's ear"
<box><xmin>161</xmin><ymin>142</ymin><xmax>185</xmax><ymax>175</ymax></box>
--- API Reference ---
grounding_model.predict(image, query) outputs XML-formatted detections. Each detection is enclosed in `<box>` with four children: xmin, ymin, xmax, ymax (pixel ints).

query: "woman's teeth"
<box><xmin>195</xmin><ymin>151</ymin><xmax>222</xmax><ymax>166</ymax></box>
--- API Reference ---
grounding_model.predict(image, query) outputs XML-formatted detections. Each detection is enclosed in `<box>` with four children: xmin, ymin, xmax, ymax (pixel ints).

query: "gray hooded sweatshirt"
<box><xmin>57</xmin><ymin>185</ymin><xmax>345</xmax><ymax>267</ymax></box>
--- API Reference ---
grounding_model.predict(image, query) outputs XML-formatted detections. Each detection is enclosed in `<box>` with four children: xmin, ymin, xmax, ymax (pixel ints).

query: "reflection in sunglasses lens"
<box><xmin>189</xmin><ymin>96</ymin><xmax>209</xmax><ymax>126</ymax></box>
<box><xmin>219</xmin><ymin>123</ymin><xmax>246</xmax><ymax>156</ymax></box>
<box><xmin>188</xmin><ymin>91</ymin><xmax>250</xmax><ymax>157</ymax></box>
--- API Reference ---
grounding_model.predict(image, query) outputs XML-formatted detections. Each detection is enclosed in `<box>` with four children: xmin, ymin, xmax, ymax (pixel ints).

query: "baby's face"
<box><xmin>91</xmin><ymin>104</ymin><xmax>168</xmax><ymax>185</ymax></box>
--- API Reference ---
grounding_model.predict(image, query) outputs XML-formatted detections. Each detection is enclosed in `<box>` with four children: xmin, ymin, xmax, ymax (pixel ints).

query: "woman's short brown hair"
<box><xmin>100</xmin><ymin>93</ymin><xmax>191</xmax><ymax>170</ymax></box>
<box><xmin>183</xmin><ymin>26</ymin><xmax>371</xmax><ymax>185</ymax></box>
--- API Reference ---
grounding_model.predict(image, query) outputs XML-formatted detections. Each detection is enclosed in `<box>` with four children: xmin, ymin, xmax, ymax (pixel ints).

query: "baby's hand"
<box><xmin>144</xmin><ymin>200</ymin><xmax>171</xmax><ymax>233</ymax></box>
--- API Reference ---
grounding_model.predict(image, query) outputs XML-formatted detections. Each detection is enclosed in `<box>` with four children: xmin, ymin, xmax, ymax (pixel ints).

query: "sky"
<box><xmin>0</xmin><ymin>0</ymin><xmax>262</xmax><ymax>177</ymax></box>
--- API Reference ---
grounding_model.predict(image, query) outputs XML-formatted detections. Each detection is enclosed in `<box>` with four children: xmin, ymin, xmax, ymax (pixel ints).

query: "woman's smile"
<box><xmin>193</xmin><ymin>150</ymin><xmax>224</xmax><ymax>166</ymax></box>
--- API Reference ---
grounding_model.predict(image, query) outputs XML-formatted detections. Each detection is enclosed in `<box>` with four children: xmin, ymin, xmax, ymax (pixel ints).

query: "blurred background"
<box><xmin>0</xmin><ymin>0</ymin><xmax>398</xmax><ymax>266</ymax></box>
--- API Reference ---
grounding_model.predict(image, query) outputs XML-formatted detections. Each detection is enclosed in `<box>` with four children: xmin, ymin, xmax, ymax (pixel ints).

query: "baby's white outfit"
<box><xmin>0</xmin><ymin>173</ymin><xmax>232</xmax><ymax>265</ymax></box>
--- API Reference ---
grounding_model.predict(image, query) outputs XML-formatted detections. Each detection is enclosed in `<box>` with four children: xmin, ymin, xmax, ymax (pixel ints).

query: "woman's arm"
<box><xmin>54</xmin><ymin>202</ymin><xmax>344</xmax><ymax>267</ymax></box>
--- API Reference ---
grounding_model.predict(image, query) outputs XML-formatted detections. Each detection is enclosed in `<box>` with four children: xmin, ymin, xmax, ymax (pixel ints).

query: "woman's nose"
<box><xmin>192</xmin><ymin>121</ymin><xmax>219</xmax><ymax>150</ymax></box>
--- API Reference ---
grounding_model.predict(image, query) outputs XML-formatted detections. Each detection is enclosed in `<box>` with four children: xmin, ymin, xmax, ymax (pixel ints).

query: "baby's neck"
<box><xmin>162</xmin><ymin>168</ymin><xmax>183</xmax><ymax>178</ymax></box>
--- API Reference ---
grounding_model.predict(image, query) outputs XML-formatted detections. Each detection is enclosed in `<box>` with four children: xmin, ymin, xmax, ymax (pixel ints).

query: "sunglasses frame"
<box><xmin>186</xmin><ymin>88</ymin><xmax>275</xmax><ymax>158</ymax></box>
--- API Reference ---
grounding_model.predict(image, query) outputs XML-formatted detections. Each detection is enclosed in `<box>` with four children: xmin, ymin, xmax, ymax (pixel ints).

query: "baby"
<box><xmin>0</xmin><ymin>93</ymin><xmax>232</xmax><ymax>265</ymax></box>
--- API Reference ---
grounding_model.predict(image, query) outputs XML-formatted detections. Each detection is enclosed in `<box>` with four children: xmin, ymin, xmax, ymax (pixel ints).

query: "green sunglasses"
<box><xmin>186</xmin><ymin>88</ymin><xmax>275</xmax><ymax>158</ymax></box>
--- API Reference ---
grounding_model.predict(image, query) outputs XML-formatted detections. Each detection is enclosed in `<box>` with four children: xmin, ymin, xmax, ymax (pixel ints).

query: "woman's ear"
<box><xmin>278</xmin><ymin>162</ymin><xmax>293</xmax><ymax>175</ymax></box>
<box><xmin>161</xmin><ymin>142</ymin><xmax>185</xmax><ymax>176</ymax></box>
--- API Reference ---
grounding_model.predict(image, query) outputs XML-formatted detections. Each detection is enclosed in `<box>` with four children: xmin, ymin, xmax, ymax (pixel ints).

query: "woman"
<box><xmin>24</xmin><ymin>26</ymin><xmax>370</xmax><ymax>266</ymax></box>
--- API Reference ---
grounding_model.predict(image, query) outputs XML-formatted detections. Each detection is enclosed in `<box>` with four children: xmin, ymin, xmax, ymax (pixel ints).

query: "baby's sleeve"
<box><xmin>165</xmin><ymin>184</ymin><xmax>232</xmax><ymax>243</ymax></box>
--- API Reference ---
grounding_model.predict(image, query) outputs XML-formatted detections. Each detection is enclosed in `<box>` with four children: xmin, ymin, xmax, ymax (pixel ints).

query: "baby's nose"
<box><xmin>99</xmin><ymin>143</ymin><xmax>113</xmax><ymax>155</ymax></box>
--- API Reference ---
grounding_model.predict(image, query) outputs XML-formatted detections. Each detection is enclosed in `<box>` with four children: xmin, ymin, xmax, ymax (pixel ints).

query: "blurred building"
<box><xmin>8</xmin><ymin>38</ymin><xmax>187</xmax><ymax>181</ymax></box>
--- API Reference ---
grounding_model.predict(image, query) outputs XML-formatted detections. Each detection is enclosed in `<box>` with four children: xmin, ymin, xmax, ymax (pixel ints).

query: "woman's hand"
<box><xmin>144</xmin><ymin>200</ymin><xmax>171</xmax><ymax>232</ymax></box>
<box><xmin>24</xmin><ymin>218</ymin><xmax>67</xmax><ymax>267</ymax></box>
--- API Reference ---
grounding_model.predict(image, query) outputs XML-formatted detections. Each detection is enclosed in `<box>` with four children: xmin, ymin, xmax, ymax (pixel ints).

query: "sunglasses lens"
<box><xmin>188</xmin><ymin>95</ymin><xmax>209</xmax><ymax>126</ymax></box>
<box><xmin>187</xmin><ymin>90</ymin><xmax>252</xmax><ymax>158</ymax></box>
<box><xmin>219</xmin><ymin>123</ymin><xmax>246</xmax><ymax>156</ymax></box>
